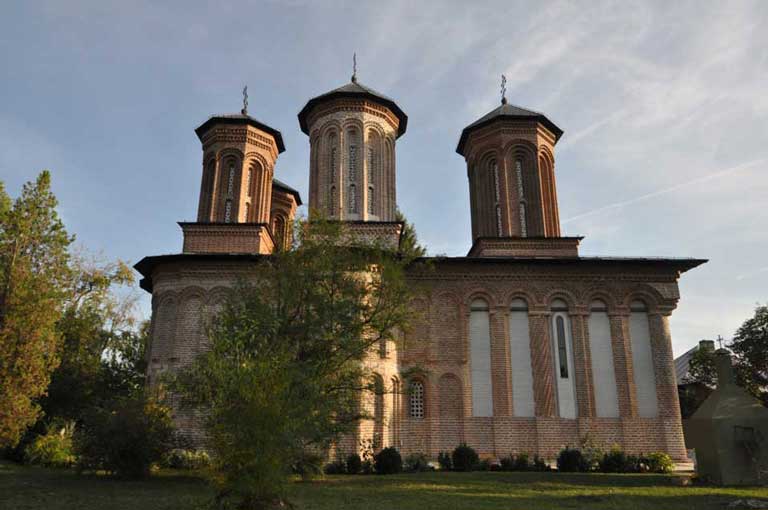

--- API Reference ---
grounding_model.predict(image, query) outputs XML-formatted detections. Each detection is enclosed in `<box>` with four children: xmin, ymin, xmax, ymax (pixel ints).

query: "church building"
<box><xmin>135</xmin><ymin>74</ymin><xmax>706</xmax><ymax>461</ymax></box>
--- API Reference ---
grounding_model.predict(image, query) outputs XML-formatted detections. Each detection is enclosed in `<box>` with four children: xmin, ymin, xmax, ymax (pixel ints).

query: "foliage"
<box><xmin>500</xmin><ymin>453</ymin><xmax>532</xmax><ymax>471</ymax></box>
<box><xmin>685</xmin><ymin>306</ymin><xmax>768</xmax><ymax>406</ymax></box>
<box><xmin>373</xmin><ymin>447</ymin><xmax>402</xmax><ymax>475</ymax></box>
<box><xmin>345</xmin><ymin>453</ymin><xmax>362</xmax><ymax>474</ymax></box>
<box><xmin>437</xmin><ymin>451</ymin><xmax>452</xmax><ymax>471</ymax></box>
<box><xmin>24</xmin><ymin>421</ymin><xmax>75</xmax><ymax>468</ymax></box>
<box><xmin>451</xmin><ymin>444</ymin><xmax>479</xmax><ymax>472</ymax></box>
<box><xmin>556</xmin><ymin>447</ymin><xmax>589</xmax><ymax>472</ymax></box>
<box><xmin>531</xmin><ymin>455</ymin><xmax>550</xmax><ymax>472</ymax></box>
<box><xmin>645</xmin><ymin>452</ymin><xmax>675</xmax><ymax>474</ymax></box>
<box><xmin>323</xmin><ymin>459</ymin><xmax>346</xmax><ymax>475</ymax></box>
<box><xmin>174</xmin><ymin>218</ymin><xmax>415</xmax><ymax>507</ymax></box>
<box><xmin>42</xmin><ymin>254</ymin><xmax>142</xmax><ymax>423</ymax></box>
<box><xmin>0</xmin><ymin>172</ymin><xmax>73</xmax><ymax>447</ymax></box>
<box><xmin>74</xmin><ymin>393</ymin><xmax>175</xmax><ymax>478</ymax></box>
<box><xmin>292</xmin><ymin>452</ymin><xmax>325</xmax><ymax>480</ymax></box>
<box><xmin>403</xmin><ymin>452</ymin><xmax>430</xmax><ymax>472</ymax></box>
<box><xmin>395</xmin><ymin>208</ymin><xmax>426</xmax><ymax>259</ymax></box>
<box><xmin>599</xmin><ymin>446</ymin><xmax>629</xmax><ymax>473</ymax></box>
<box><xmin>162</xmin><ymin>449</ymin><xmax>211</xmax><ymax>470</ymax></box>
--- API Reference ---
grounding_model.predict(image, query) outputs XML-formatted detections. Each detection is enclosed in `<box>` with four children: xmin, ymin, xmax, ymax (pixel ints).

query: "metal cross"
<box><xmin>241</xmin><ymin>85</ymin><xmax>249</xmax><ymax>115</ymax></box>
<box><xmin>352</xmin><ymin>53</ymin><xmax>358</xmax><ymax>82</ymax></box>
<box><xmin>717</xmin><ymin>335</ymin><xmax>724</xmax><ymax>349</ymax></box>
<box><xmin>500</xmin><ymin>74</ymin><xmax>507</xmax><ymax>104</ymax></box>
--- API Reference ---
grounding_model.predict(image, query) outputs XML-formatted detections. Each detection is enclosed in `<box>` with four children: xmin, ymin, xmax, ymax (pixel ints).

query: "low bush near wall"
<box><xmin>345</xmin><ymin>453</ymin><xmax>362</xmax><ymax>474</ymax></box>
<box><xmin>24</xmin><ymin>421</ymin><xmax>76</xmax><ymax>469</ymax></box>
<box><xmin>437</xmin><ymin>451</ymin><xmax>452</xmax><ymax>471</ymax></box>
<box><xmin>404</xmin><ymin>452</ymin><xmax>430</xmax><ymax>472</ymax></box>
<box><xmin>557</xmin><ymin>445</ymin><xmax>676</xmax><ymax>474</ymax></box>
<box><xmin>162</xmin><ymin>449</ymin><xmax>210</xmax><ymax>470</ymax></box>
<box><xmin>452</xmin><ymin>444</ymin><xmax>479</xmax><ymax>472</ymax></box>
<box><xmin>374</xmin><ymin>447</ymin><xmax>402</xmax><ymax>475</ymax></box>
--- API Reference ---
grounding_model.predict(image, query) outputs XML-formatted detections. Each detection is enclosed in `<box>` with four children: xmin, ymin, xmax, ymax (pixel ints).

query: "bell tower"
<box><xmin>180</xmin><ymin>94</ymin><xmax>296</xmax><ymax>255</ymax></box>
<box><xmin>458</xmin><ymin>85</ymin><xmax>581</xmax><ymax>257</ymax></box>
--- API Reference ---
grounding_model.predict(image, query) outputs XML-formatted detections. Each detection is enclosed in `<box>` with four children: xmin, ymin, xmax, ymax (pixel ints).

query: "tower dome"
<box><xmin>298</xmin><ymin>78</ymin><xmax>407</xmax><ymax>222</ymax></box>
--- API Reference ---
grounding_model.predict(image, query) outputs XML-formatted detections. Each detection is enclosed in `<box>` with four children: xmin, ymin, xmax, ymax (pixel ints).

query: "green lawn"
<box><xmin>2</xmin><ymin>461</ymin><xmax>767</xmax><ymax>510</ymax></box>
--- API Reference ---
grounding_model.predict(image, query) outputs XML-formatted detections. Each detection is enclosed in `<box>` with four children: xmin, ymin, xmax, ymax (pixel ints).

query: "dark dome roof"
<box><xmin>195</xmin><ymin>113</ymin><xmax>286</xmax><ymax>153</ymax></box>
<box><xmin>272</xmin><ymin>177</ymin><xmax>302</xmax><ymax>206</ymax></box>
<box><xmin>456</xmin><ymin>102</ymin><xmax>563</xmax><ymax>156</ymax></box>
<box><xmin>297</xmin><ymin>80</ymin><xmax>408</xmax><ymax>138</ymax></box>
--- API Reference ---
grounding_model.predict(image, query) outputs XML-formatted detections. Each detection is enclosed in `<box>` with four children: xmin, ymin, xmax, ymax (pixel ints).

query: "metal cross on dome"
<box><xmin>352</xmin><ymin>53</ymin><xmax>358</xmax><ymax>82</ymax></box>
<box><xmin>500</xmin><ymin>74</ymin><xmax>507</xmax><ymax>104</ymax></box>
<box><xmin>241</xmin><ymin>85</ymin><xmax>249</xmax><ymax>115</ymax></box>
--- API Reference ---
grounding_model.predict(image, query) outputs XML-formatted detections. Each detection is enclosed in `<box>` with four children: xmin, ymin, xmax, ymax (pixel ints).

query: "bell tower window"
<box><xmin>226</xmin><ymin>161</ymin><xmax>236</xmax><ymax>196</ymax></box>
<box><xmin>348</xmin><ymin>184</ymin><xmax>357</xmax><ymax>213</ymax></box>
<box><xmin>224</xmin><ymin>200</ymin><xmax>232</xmax><ymax>223</ymax></box>
<box><xmin>515</xmin><ymin>159</ymin><xmax>527</xmax><ymax>237</ymax></box>
<box><xmin>491</xmin><ymin>159</ymin><xmax>502</xmax><ymax>235</ymax></box>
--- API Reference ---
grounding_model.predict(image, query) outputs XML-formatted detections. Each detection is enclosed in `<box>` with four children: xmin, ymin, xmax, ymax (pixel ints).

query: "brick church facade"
<box><xmin>135</xmin><ymin>76</ymin><xmax>706</xmax><ymax>461</ymax></box>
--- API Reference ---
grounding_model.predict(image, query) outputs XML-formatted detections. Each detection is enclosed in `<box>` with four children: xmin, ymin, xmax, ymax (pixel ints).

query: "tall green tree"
<box><xmin>395</xmin><ymin>208</ymin><xmax>426</xmax><ymax>258</ymax></box>
<box><xmin>0</xmin><ymin>172</ymin><xmax>73</xmax><ymax>447</ymax></box>
<box><xmin>175</xmin><ymin>219</ymin><xmax>415</xmax><ymax>508</ymax></box>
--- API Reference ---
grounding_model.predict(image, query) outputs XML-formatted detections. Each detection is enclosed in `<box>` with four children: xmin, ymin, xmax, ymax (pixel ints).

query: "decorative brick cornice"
<box><xmin>468</xmin><ymin>237</ymin><xmax>582</xmax><ymax>258</ymax></box>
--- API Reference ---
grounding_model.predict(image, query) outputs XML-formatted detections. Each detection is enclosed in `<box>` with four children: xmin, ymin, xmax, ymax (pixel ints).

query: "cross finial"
<box><xmin>717</xmin><ymin>335</ymin><xmax>724</xmax><ymax>349</ymax></box>
<box><xmin>241</xmin><ymin>85</ymin><xmax>249</xmax><ymax>115</ymax></box>
<box><xmin>352</xmin><ymin>53</ymin><xmax>357</xmax><ymax>83</ymax></box>
<box><xmin>500</xmin><ymin>74</ymin><xmax>507</xmax><ymax>105</ymax></box>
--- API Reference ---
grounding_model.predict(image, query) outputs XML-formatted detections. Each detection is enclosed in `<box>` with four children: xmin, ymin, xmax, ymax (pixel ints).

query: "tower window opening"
<box><xmin>492</xmin><ymin>160</ymin><xmax>502</xmax><ymax>235</ymax></box>
<box><xmin>349</xmin><ymin>144</ymin><xmax>357</xmax><ymax>182</ymax></box>
<box><xmin>244</xmin><ymin>202</ymin><xmax>250</xmax><ymax>222</ymax></box>
<box><xmin>246</xmin><ymin>167</ymin><xmax>252</xmax><ymax>197</ymax></box>
<box><xmin>224</xmin><ymin>200</ymin><xmax>232</xmax><ymax>223</ymax></box>
<box><xmin>226</xmin><ymin>162</ymin><xmax>236</xmax><ymax>196</ymax></box>
<box><xmin>515</xmin><ymin>159</ymin><xmax>527</xmax><ymax>236</ymax></box>
<box><xmin>349</xmin><ymin>184</ymin><xmax>357</xmax><ymax>213</ymax></box>
<box><xmin>329</xmin><ymin>136</ymin><xmax>337</xmax><ymax>181</ymax></box>
<box><xmin>556</xmin><ymin>315</ymin><xmax>568</xmax><ymax>378</ymax></box>
<box><xmin>368</xmin><ymin>186</ymin><xmax>374</xmax><ymax>215</ymax></box>
<box><xmin>367</xmin><ymin>146</ymin><xmax>374</xmax><ymax>184</ymax></box>
<box><xmin>329</xmin><ymin>186</ymin><xmax>337</xmax><ymax>216</ymax></box>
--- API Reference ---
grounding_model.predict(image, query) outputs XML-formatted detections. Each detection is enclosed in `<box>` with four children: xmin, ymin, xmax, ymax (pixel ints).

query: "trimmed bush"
<box><xmin>74</xmin><ymin>395</ymin><xmax>174</xmax><ymax>478</ymax></box>
<box><xmin>323</xmin><ymin>460</ymin><xmax>346</xmax><ymax>474</ymax></box>
<box><xmin>404</xmin><ymin>452</ymin><xmax>430</xmax><ymax>472</ymax></box>
<box><xmin>645</xmin><ymin>452</ymin><xmax>675</xmax><ymax>473</ymax></box>
<box><xmin>437</xmin><ymin>451</ymin><xmax>452</xmax><ymax>471</ymax></box>
<box><xmin>532</xmin><ymin>455</ymin><xmax>550</xmax><ymax>472</ymax></box>
<box><xmin>162</xmin><ymin>449</ymin><xmax>210</xmax><ymax>470</ymax></box>
<box><xmin>374</xmin><ymin>447</ymin><xmax>402</xmax><ymax>475</ymax></box>
<box><xmin>292</xmin><ymin>452</ymin><xmax>324</xmax><ymax>480</ymax></box>
<box><xmin>500</xmin><ymin>453</ymin><xmax>531</xmax><ymax>471</ymax></box>
<box><xmin>24</xmin><ymin>421</ymin><xmax>76</xmax><ymax>468</ymax></box>
<box><xmin>345</xmin><ymin>453</ymin><xmax>362</xmax><ymax>474</ymax></box>
<box><xmin>556</xmin><ymin>447</ymin><xmax>588</xmax><ymax>472</ymax></box>
<box><xmin>451</xmin><ymin>444</ymin><xmax>479</xmax><ymax>472</ymax></box>
<box><xmin>599</xmin><ymin>447</ymin><xmax>628</xmax><ymax>473</ymax></box>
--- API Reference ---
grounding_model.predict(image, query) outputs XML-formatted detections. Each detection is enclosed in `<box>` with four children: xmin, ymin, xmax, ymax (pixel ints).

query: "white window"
<box><xmin>409</xmin><ymin>380</ymin><xmax>424</xmax><ymax>419</ymax></box>
<box><xmin>588</xmin><ymin>300</ymin><xmax>620</xmax><ymax>418</ymax></box>
<box><xmin>551</xmin><ymin>299</ymin><xmax>576</xmax><ymax>419</ymax></box>
<box><xmin>509</xmin><ymin>298</ymin><xmax>535</xmax><ymax>417</ymax></box>
<box><xmin>469</xmin><ymin>298</ymin><xmax>493</xmax><ymax>417</ymax></box>
<box><xmin>630</xmin><ymin>300</ymin><xmax>658</xmax><ymax>418</ymax></box>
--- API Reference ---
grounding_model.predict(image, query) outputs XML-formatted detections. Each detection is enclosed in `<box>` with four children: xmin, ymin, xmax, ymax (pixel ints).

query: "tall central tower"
<box><xmin>298</xmin><ymin>76</ymin><xmax>407</xmax><ymax>223</ymax></box>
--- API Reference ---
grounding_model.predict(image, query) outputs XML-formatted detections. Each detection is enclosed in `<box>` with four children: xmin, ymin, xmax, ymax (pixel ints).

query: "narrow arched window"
<box><xmin>246</xmin><ymin>167</ymin><xmax>253</xmax><ymax>197</ymax></box>
<box><xmin>224</xmin><ymin>200</ymin><xmax>232</xmax><ymax>223</ymax></box>
<box><xmin>349</xmin><ymin>184</ymin><xmax>357</xmax><ymax>213</ymax></box>
<box><xmin>515</xmin><ymin>159</ymin><xmax>527</xmax><ymax>236</ymax></box>
<box><xmin>368</xmin><ymin>186</ymin><xmax>375</xmax><ymax>214</ymax></box>
<box><xmin>328</xmin><ymin>134</ymin><xmax>337</xmax><ymax>182</ymax></box>
<box><xmin>509</xmin><ymin>298</ymin><xmax>534</xmax><ymax>417</ymax></box>
<box><xmin>409</xmin><ymin>380</ymin><xmax>424</xmax><ymax>419</ymax></box>
<box><xmin>367</xmin><ymin>146</ymin><xmax>375</xmax><ymax>184</ymax></box>
<box><xmin>469</xmin><ymin>298</ymin><xmax>493</xmax><ymax>417</ymax></box>
<box><xmin>551</xmin><ymin>298</ymin><xmax>576</xmax><ymax>418</ymax></box>
<box><xmin>630</xmin><ymin>299</ymin><xmax>658</xmax><ymax>417</ymax></box>
<box><xmin>588</xmin><ymin>299</ymin><xmax>619</xmax><ymax>417</ymax></box>
<box><xmin>226</xmin><ymin>160</ymin><xmax>236</xmax><ymax>196</ymax></box>
<box><xmin>491</xmin><ymin>159</ymin><xmax>502</xmax><ymax>235</ymax></box>
<box><xmin>329</xmin><ymin>186</ymin><xmax>337</xmax><ymax>216</ymax></box>
<box><xmin>244</xmin><ymin>202</ymin><xmax>250</xmax><ymax>222</ymax></box>
<box><xmin>348</xmin><ymin>130</ymin><xmax>358</xmax><ymax>182</ymax></box>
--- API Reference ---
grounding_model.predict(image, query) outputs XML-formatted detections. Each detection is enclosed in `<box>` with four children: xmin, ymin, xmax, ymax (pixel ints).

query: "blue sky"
<box><xmin>2</xmin><ymin>1</ymin><xmax>766</xmax><ymax>355</ymax></box>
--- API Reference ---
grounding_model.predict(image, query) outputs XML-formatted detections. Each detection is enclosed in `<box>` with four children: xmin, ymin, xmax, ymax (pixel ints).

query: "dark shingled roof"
<box><xmin>272</xmin><ymin>178</ymin><xmax>302</xmax><ymax>205</ymax></box>
<box><xmin>195</xmin><ymin>113</ymin><xmax>286</xmax><ymax>153</ymax></box>
<box><xmin>456</xmin><ymin>102</ymin><xmax>564</xmax><ymax>156</ymax></box>
<box><xmin>298</xmin><ymin>80</ymin><xmax>408</xmax><ymax>138</ymax></box>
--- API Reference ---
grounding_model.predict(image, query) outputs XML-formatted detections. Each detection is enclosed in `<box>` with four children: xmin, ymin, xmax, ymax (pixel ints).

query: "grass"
<box><xmin>2</xmin><ymin>461</ymin><xmax>767</xmax><ymax>510</ymax></box>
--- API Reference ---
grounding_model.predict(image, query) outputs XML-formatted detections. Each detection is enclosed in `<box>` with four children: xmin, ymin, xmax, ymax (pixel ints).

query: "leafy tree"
<box><xmin>0</xmin><ymin>172</ymin><xmax>73</xmax><ymax>447</ymax></box>
<box><xmin>175</xmin><ymin>219</ymin><xmax>414</xmax><ymax>508</ymax></box>
<box><xmin>685</xmin><ymin>305</ymin><xmax>768</xmax><ymax>406</ymax></box>
<box><xmin>395</xmin><ymin>208</ymin><xmax>426</xmax><ymax>258</ymax></box>
<box><xmin>42</xmin><ymin>254</ymin><xmax>142</xmax><ymax>421</ymax></box>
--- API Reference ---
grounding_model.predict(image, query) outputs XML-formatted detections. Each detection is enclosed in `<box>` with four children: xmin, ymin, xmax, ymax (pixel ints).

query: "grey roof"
<box><xmin>298</xmin><ymin>79</ymin><xmax>408</xmax><ymax>138</ymax></box>
<box><xmin>456</xmin><ymin>101</ymin><xmax>564</xmax><ymax>156</ymax></box>
<box><xmin>195</xmin><ymin>113</ymin><xmax>286</xmax><ymax>153</ymax></box>
<box><xmin>675</xmin><ymin>344</ymin><xmax>699</xmax><ymax>383</ymax></box>
<box><xmin>272</xmin><ymin>178</ymin><xmax>302</xmax><ymax>205</ymax></box>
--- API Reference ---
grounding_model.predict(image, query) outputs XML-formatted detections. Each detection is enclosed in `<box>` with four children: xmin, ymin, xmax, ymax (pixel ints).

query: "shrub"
<box><xmin>345</xmin><ymin>453</ymin><xmax>362</xmax><ymax>474</ymax></box>
<box><xmin>292</xmin><ymin>452</ymin><xmax>324</xmax><ymax>480</ymax></box>
<box><xmin>451</xmin><ymin>444</ymin><xmax>479</xmax><ymax>472</ymax></box>
<box><xmin>599</xmin><ymin>447</ymin><xmax>628</xmax><ymax>473</ymax></box>
<box><xmin>162</xmin><ymin>449</ymin><xmax>211</xmax><ymax>470</ymax></box>
<box><xmin>476</xmin><ymin>458</ymin><xmax>493</xmax><ymax>471</ymax></box>
<box><xmin>24</xmin><ymin>421</ymin><xmax>76</xmax><ymax>468</ymax></box>
<box><xmin>374</xmin><ymin>447</ymin><xmax>402</xmax><ymax>475</ymax></box>
<box><xmin>437</xmin><ymin>451</ymin><xmax>452</xmax><ymax>471</ymax></box>
<box><xmin>323</xmin><ymin>460</ymin><xmax>346</xmax><ymax>475</ymax></box>
<box><xmin>404</xmin><ymin>452</ymin><xmax>430</xmax><ymax>472</ymax></box>
<box><xmin>74</xmin><ymin>395</ymin><xmax>174</xmax><ymax>478</ymax></box>
<box><xmin>500</xmin><ymin>453</ymin><xmax>531</xmax><ymax>471</ymax></box>
<box><xmin>556</xmin><ymin>447</ymin><xmax>588</xmax><ymax>472</ymax></box>
<box><xmin>645</xmin><ymin>452</ymin><xmax>675</xmax><ymax>473</ymax></box>
<box><xmin>532</xmin><ymin>455</ymin><xmax>550</xmax><ymax>472</ymax></box>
